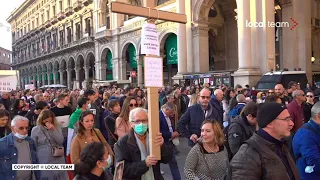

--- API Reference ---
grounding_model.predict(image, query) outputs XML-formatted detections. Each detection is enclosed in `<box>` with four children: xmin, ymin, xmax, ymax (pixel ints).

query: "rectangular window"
<box><xmin>53</xmin><ymin>6</ymin><xmax>56</xmax><ymax>16</ymax></box>
<box><xmin>59</xmin><ymin>1</ymin><xmax>63</xmax><ymax>12</ymax></box>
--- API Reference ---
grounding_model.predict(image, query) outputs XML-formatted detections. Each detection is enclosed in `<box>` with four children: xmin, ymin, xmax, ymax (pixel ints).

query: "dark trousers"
<box><xmin>167</xmin><ymin>142</ymin><xmax>181</xmax><ymax>180</ymax></box>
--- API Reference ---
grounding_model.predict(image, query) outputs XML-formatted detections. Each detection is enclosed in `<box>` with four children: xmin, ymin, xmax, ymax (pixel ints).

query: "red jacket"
<box><xmin>286</xmin><ymin>99</ymin><xmax>305</xmax><ymax>132</ymax></box>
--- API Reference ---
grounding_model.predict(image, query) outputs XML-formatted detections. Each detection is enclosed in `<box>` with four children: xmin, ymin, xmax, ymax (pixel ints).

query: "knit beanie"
<box><xmin>258</xmin><ymin>102</ymin><xmax>287</xmax><ymax>128</ymax></box>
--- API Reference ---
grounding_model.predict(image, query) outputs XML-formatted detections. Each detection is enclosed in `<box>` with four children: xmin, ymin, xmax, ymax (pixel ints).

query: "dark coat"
<box><xmin>159</xmin><ymin>111</ymin><xmax>174</xmax><ymax>143</ymax></box>
<box><xmin>115</xmin><ymin>129</ymin><xmax>172</xmax><ymax>180</ymax></box>
<box><xmin>228</xmin><ymin>115</ymin><xmax>256</xmax><ymax>156</ymax></box>
<box><xmin>177</xmin><ymin>103</ymin><xmax>223</xmax><ymax>146</ymax></box>
<box><xmin>228</xmin><ymin>133</ymin><xmax>300</xmax><ymax>180</ymax></box>
<box><xmin>210</xmin><ymin>98</ymin><xmax>224</xmax><ymax>123</ymax></box>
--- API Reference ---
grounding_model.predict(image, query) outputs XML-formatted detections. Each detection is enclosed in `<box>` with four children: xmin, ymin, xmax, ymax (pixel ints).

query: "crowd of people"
<box><xmin>0</xmin><ymin>81</ymin><xmax>319</xmax><ymax>180</ymax></box>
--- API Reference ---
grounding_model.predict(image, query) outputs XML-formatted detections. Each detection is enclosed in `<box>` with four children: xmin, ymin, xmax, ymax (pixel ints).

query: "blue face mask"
<box><xmin>102</xmin><ymin>155</ymin><xmax>112</xmax><ymax>171</ymax></box>
<box><xmin>134</xmin><ymin>123</ymin><xmax>148</xmax><ymax>135</ymax></box>
<box><xmin>14</xmin><ymin>132</ymin><xmax>28</xmax><ymax>139</ymax></box>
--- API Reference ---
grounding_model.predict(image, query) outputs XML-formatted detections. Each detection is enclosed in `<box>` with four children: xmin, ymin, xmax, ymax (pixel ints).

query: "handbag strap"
<box><xmin>93</xmin><ymin>128</ymin><xmax>103</xmax><ymax>143</ymax></box>
<box><xmin>40</xmin><ymin>127</ymin><xmax>54</xmax><ymax>147</ymax></box>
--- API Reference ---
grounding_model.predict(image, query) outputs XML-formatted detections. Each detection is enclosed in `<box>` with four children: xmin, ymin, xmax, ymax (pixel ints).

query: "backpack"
<box><xmin>226</xmin><ymin>138</ymin><xmax>267</xmax><ymax>180</ymax></box>
<box><xmin>228</xmin><ymin>104</ymin><xmax>245</xmax><ymax>118</ymax></box>
<box><xmin>223</xmin><ymin>118</ymin><xmax>249</xmax><ymax>159</ymax></box>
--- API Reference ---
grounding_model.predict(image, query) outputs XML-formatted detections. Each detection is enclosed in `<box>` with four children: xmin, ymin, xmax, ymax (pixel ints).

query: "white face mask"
<box><xmin>103</xmin><ymin>155</ymin><xmax>113</xmax><ymax>171</ymax></box>
<box><xmin>14</xmin><ymin>132</ymin><xmax>28</xmax><ymax>139</ymax></box>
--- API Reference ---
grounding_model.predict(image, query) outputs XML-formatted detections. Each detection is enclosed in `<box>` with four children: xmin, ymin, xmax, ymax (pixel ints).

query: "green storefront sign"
<box><xmin>107</xmin><ymin>51</ymin><xmax>113</xmax><ymax>70</ymax></box>
<box><xmin>165</xmin><ymin>34</ymin><xmax>178</xmax><ymax>65</ymax></box>
<box><xmin>128</xmin><ymin>44</ymin><xmax>137</xmax><ymax>68</ymax></box>
<box><xmin>107</xmin><ymin>51</ymin><xmax>113</xmax><ymax>80</ymax></box>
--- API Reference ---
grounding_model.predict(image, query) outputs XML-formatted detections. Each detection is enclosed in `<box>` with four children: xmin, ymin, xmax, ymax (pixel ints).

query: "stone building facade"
<box><xmin>7</xmin><ymin>0</ymin><xmax>320</xmax><ymax>89</ymax></box>
<box><xmin>0</xmin><ymin>47</ymin><xmax>11</xmax><ymax>70</ymax></box>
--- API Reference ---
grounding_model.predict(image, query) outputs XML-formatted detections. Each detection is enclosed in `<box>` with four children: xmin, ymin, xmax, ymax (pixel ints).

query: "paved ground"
<box><xmin>161</xmin><ymin>138</ymin><xmax>192</xmax><ymax>180</ymax></box>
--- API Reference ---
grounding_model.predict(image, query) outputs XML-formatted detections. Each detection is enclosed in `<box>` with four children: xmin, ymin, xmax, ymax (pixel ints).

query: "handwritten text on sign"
<box><xmin>144</xmin><ymin>57</ymin><xmax>163</xmax><ymax>87</ymax></box>
<box><xmin>141</xmin><ymin>23</ymin><xmax>160</xmax><ymax>56</ymax></box>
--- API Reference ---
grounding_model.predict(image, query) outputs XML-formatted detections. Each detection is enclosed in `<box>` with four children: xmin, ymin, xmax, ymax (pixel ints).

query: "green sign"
<box><xmin>56</xmin><ymin>72</ymin><xmax>59</xmax><ymax>80</ymax></box>
<box><xmin>165</xmin><ymin>34</ymin><xmax>178</xmax><ymax>65</ymax></box>
<box><xmin>107</xmin><ymin>51</ymin><xmax>113</xmax><ymax>70</ymax></box>
<box><xmin>106</xmin><ymin>73</ymin><xmax>113</xmax><ymax>80</ymax></box>
<box><xmin>128</xmin><ymin>44</ymin><xmax>137</xmax><ymax>68</ymax></box>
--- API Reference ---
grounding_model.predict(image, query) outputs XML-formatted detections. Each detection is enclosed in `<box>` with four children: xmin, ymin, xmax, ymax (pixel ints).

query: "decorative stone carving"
<box><xmin>192</xmin><ymin>26</ymin><xmax>209</xmax><ymax>37</ymax></box>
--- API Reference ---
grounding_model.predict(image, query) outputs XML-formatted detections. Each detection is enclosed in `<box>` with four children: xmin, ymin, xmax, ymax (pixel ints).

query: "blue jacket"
<box><xmin>293</xmin><ymin>120</ymin><xmax>320</xmax><ymax>180</ymax></box>
<box><xmin>177</xmin><ymin>103</ymin><xmax>223</xmax><ymax>146</ymax></box>
<box><xmin>0</xmin><ymin>133</ymin><xmax>40</xmax><ymax>180</ymax></box>
<box><xmin>159</xmin><ymin>110</ymin><xmax>174</xmax><ymax>143</ymax></box>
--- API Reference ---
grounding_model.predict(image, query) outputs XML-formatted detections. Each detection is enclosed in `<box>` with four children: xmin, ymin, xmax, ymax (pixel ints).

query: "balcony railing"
<box><xmin>95</xmin><ymin>27</ymin><xmax>112</xmax><ymax>40</ymax></box>
<box><xmin>73</xmin><ymin>1</ymin><xmax>82</xmax><ymax>12</ymax></box>
<box><xmin>65</xmin><ymin>7</ymin><xmax>73</xmax><ymax>16</ymax></box>
<box><xmin>45</xmin><ymin>20</ymin><xmax>52</xmax><ymax>28</ymax></box>
<box><xmin>83</xmin><ymin>0</ymin><xmax>93</xmax><ymax>6</ymax></box>
<box><xmin>58</xmin><ymin>12</ymin><xmax>66</xmax><ymax>20</ymax></box>
<box><xmin>51</xmin><ymin>16</ymin><xmax>58</xmax><ymax>24</ymax></box>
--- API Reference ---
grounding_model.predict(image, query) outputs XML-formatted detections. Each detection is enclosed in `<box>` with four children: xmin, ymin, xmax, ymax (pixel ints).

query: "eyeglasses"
<box><xmin>306</xmin><ymin>95</ymin><xmax>314</xmax><ymax>98</ymax></box>
<box><xmin>275</xmin><ymin>117</ymin><xmax>292</xmax><ymax>122</ymax></box>
<box><xmin>17</xmin><ymin>126</ymin><xmax>29</xmax><ymax>131</ymax></box>
<box><xmin>132</xmin><ymin>119</ymin><xmax>148</xmax><ymax>124</ymax></box>
<box><xmin>200</xmin><ymin>96</ymin><xmax>211</xmax><ymax>100</ymax></box>
<box><xmin>297</xmin><ymin>94</ymin><xmax>305</xmax><ymax>96</ymax></box>
<box><xmin>129</xmin><ymin>104</ymin><xmax>137</xmax><ymax>107</ymax></box>
<box><xmin>268</xmin><ymin>92</ymin><xmax>274</xmax><ymax>94</ymax></box>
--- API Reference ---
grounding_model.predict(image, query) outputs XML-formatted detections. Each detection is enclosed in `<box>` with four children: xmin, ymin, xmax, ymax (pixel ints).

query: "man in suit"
<box><xmin>160</xmin><ymin>102</ymin><xmax>181</xmax><ymax>180</ymax></box>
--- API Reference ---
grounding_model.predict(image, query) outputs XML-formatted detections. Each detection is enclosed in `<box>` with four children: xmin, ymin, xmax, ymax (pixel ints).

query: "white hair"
<box><xmin>11</xmin><ymin>115</ymin><xmax>29</xmax><ymax>127</ymax></box>
<box><xmin>214</xmin><ymin>89</ymin><xmax>223</xmax><ymax>96</ymax></box>
<box><xmin>129</xmin><ymin>107</ymin><xmax>148</xmax><ymax>122</ymax></box>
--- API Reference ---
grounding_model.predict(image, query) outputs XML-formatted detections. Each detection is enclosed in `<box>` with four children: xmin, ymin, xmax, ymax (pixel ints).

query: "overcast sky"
<box><xmin>0</xmin><ymin>0</ymin><xmax>25</xmax><ymax>51</ymax></box>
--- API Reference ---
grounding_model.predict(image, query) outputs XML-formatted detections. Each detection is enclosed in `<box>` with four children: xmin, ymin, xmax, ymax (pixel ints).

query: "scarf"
<box><xmin>134</xmin><ymin>133</ymin><xmax>155</xmax><ymax>180</ymax></box>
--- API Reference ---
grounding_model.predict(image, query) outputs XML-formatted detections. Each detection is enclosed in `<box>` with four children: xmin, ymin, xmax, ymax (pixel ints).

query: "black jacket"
<box><xmin>228</xmin><ymin>115</ymin><xmax>256</xmax><ymax>156</ymax></box>
<box><xmin>115</xmin><ymin>129</ymin><xmax>172</xmax><ymax>180</ymax></box>
<box><xmin>210</xmin><ymin>98</ymin><xmax>224</xmax><ymax>124</ymax></box>
<box><xmin>73</xmin><ymin>172</ymin><xmax>112</xmax><ymax>180</ymax></box>
<box><xmin>105</xmin><ymin>113</ymin><xmax>119</xmax><ymax>148</ymax></box>
<box><xmin>228</xmin><ymin>133</ymin><xmax>300</xmax><ymax>180</ymax></box>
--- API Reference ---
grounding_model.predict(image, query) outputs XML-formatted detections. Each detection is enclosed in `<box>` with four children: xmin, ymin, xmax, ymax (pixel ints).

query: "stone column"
<box><xmin>293</xmin><ymin>0</ymin><xmax>312</xmax><ymax>82</ymax></box>
<box><xmin>47</xmin><ymin>72</ymin><xmax>51</xmax><ymax>85</ymax></box>
<box><xmin>75</xmin><ymin>66</ymin><xmax>80</xmax><ymax>89</ymax></box>
<box><xmin>119</xmin><ymin>59</ymin><xmax>127</xmax><ymax>80</ymax></box>
<box><xmin>193</xmin><ymin>25</ymin><xmax>210</xmax><ymax>72</ymax></box>
<box><xmin>185</xmin><ymin>0</ymin><xmax>193</xmax><ymax>73</ymax></box>
<box><xmin>255</xmin><ymin>0</ymin><xmax>275</xmax><ymax>74</ymax></box>
<box><xmin>42</xmin><ymin>73</ymin><xmax>46</xmax><ymax>86</ymax></box>
<box><xmin>59</xmin><ymin>70</ymin><xmax>64</xmax><ymax>85</ymax></box>
<box><xmin>137</xmin><ymin>55</ymin><xmax>144</xmax><ymax>88</ymax></box>
<box><xmin>99</xmin><ymin>63</ymin><xmax>107</xmax><ymax>81</ymax></box>
<box><xmin>67</xmin><ymin>68</ymin><xmax>72</xmax><ymax>89</ymax></box>
<box><xmin>53</xmin><ymin>70</ymin><xmax>57</xmax><ymax>85</ymax></box>
<box><xmin>176</xmin><ymin>0</ymin><xmax>187</xmax><ymax>75</ymax></box>
<box><xmin>113</xmin><ymin>59</ymin><xmax>119</xmax><ymax>81</ymax></box>
<box><xmin>84</xmin><ymin>65</ymin><xmax>90</xmax><ymax>88</ymax></box>
<box><xmin>232</xmin><ymin>0</ymin><xmax>261</xmax><ymax>86</ymax></box>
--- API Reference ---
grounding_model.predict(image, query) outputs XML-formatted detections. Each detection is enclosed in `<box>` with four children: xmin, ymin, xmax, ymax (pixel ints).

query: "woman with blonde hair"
<box><xmin>184</xmin><ymin>120</ymin><xmax>229</xmax><ymax>180</ymax></box>
<box><xmin>31</xmin><ymin>109</ymin><xmax>68</xmax><ymax>180</ymax></box>
<box><xmin>115</xmin><ymin>96</ymin><xmax>137</xmax><ymax>138</ymax></box>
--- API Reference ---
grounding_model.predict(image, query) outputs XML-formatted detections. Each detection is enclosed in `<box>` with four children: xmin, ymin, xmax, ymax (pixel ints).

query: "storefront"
<box><xmin>106</xmin><ymin>51</ymin><xmax>113</xmax><ymax>80</ymax></box>
<box><xmin>163</xmin><ymin>33</ymin><xmax>178</xmax><ymax>86</ymax></box>
<box><xmin>183</xmin><ymin>71</ymin><xmax>234</xmax><ymax>88</ymax></box>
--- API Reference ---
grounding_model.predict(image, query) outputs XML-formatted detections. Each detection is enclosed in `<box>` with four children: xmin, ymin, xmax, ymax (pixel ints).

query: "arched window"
<box><xmin>157</xmin><ymin>0</ymin><xmax>170</xmax><ymax>6</ymax></box>
<box><xmin>209</xmin><ymin>5</ymin><xmax>218</xmax><ymax>18</ymax></box>
<box><xmin>126</xmin><ymin>0</ymin><xmax>140</xmax><ymax>20</ymax></box>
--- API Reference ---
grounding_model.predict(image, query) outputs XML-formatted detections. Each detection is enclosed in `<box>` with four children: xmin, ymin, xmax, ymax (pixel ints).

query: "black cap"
<box><xmin>84</xmin><ymin>89</ymin><xmax>96</xmax><ymax>97</ymax></box>
<box><xmin>257</xmin><ymin>103</ymin><xmax>287</xmax><ymax>128</ymax></box>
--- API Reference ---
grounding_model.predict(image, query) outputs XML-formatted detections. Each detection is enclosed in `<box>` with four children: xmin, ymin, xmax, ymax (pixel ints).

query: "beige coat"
<box><xmin>70</xmin><ymin>128</ymin><xmax>114</xmax><ymax>164</ymax></box>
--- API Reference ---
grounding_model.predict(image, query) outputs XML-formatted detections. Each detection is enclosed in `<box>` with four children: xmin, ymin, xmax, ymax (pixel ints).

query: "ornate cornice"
<box><xmin>192</xmin><ymin>25</ymin><xmax>209</xmax><ymax>37</ymax></box>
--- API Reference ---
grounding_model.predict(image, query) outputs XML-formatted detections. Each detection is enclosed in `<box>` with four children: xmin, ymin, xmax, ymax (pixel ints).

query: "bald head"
<box><xmin>214</xmin><ymin>89</ymin><xmax>224</xmax><ymax>102</ymax></box>
<box><xmin>275</xmin><ymin>84</ymin><xmax>284</xmax><ymax>96</ymax></box>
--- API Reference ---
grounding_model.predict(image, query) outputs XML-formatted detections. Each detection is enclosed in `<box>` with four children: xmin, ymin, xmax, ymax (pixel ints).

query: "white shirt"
<box><xmin>161</xmin><ymin>110</ymin><xmax>173</xmax><ymax>133</ymax></box>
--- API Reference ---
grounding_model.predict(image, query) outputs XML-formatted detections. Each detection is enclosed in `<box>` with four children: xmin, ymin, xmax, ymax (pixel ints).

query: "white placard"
<box><xmin>144</xmin><ymin>57</ymin><xmax>163</xmax><ymax>87</ymax></box>
<box><xmin>24</xmin><ymin>84</ymin><xmax>35</xmax><ymax>90</ymax></box>
<box><xmin>204</xmin><ymin>78</ymin><xmax>210</xmax><ymax>84</ymax></box>
<box><xmin>141</xmin><ymin>23</ymin><xmax>160</xmax><ymax>56</ymax></box>
<box><xmin>0</xmin><ymin>76</ymin><xmax>17</xmax><ymax>92</ymax></box>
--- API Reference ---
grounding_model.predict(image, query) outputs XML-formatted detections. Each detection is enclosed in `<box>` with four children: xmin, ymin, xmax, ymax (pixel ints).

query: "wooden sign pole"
<box><xmin>111</xmin><ymin>1</ymin><xmax>187</xmax><ymax>160</ymax></box>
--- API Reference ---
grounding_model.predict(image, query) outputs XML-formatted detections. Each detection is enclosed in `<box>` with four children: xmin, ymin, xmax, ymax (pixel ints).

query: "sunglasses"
<box><xmin>306</xmin><ymin>95</ymin><xmax>314</xmax><ymax>98</ymax></box>
<box><xmin>200</xmin><ymin>96</ymin><xmax>211</xmax><ymax>100</ymax></box>
<box><xmin>129</xmin><ymin>104</ymin><xmax>137</xmax><ymax>107</ymax></box>
<box><xmin>268</xmin><ymin>92</ymin><xmax>274</xmax><ymax>94</ymax></box>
